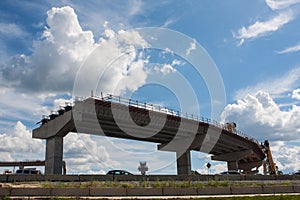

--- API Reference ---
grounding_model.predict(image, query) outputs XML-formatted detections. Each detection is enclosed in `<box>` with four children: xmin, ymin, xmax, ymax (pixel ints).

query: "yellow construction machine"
<box><xmin>262</xmin><ymin>140</ymin><xmax>277</xmax><ymax>175</ymax></box>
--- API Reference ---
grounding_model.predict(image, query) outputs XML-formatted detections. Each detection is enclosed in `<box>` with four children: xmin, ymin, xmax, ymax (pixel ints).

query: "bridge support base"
<box><xmin>45</xmin><ymin>136</ymin><xmax>63</xmax><ymax>174</ymax></box>
<box><xmin>176</xmin><ymin>151</ymin><xmax>191</xmax><ymax>175</ymax></box>
<box><xmin>227</xmin><ymin>161</ymin><xmax>238</xmax><ymax>171</ymax></box>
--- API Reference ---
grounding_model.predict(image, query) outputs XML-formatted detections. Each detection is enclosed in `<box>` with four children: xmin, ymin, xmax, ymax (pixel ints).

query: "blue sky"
<box><xmin>0</xmin><ymin>0</ymin><xmax>300</xmax><ymax>174</ymax></box>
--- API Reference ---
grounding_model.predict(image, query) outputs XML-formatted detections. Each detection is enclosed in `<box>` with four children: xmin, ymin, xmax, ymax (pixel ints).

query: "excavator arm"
<box><xmin>262</xmin><ymin>140</ymin><xmax>277</xmax><ymax>175</ymax></box>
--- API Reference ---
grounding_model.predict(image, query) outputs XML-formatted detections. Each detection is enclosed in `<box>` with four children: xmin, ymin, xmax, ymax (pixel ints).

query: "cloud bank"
<box><xmin>0</xmin><ymin>121</ymin><xmax>44</xmax><ymax>161</ymax></box>
<box><xmin>0</xmin><ymin>6</ymin><xmax>150</xmax><ymax>96</ymax></box>
<box><xmin>222</xmin><ymin>91</ymin><xmax>300</xmax><ymax>141</ymax></box>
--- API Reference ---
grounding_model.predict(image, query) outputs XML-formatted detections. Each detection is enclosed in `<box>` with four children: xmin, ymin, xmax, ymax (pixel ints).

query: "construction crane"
<box><xmin>261</xmin><ymin>140</ymin><xmax>277</xmax><ymax>175</ymax></box>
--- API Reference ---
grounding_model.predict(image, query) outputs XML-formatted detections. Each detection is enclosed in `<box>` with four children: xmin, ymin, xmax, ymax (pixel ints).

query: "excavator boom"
<box><xmin>262</xmin><ymin>140</ymin><xmax>277</xmax><ymax>175</ymax></box>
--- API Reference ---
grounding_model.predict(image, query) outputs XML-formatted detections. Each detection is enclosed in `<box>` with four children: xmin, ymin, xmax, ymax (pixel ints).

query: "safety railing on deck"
<box><xmin>86</xmin><ymin>94</ymin><xmax>259</xmax><ymax>145</ymax></box>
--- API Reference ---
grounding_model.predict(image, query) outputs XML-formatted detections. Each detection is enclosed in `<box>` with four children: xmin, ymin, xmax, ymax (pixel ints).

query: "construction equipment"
<box><xmin>224</xmin><ymin>122</ymin><xmax>237</xmax><ymax>133</ymax></box>
<box><xmin>261</xmin><ymin>140</ymin><xmax>277</xmax><ymax>175</ymax></box>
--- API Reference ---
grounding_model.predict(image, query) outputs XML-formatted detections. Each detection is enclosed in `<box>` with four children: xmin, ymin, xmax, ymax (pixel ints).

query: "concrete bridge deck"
<box><xmin>33</xmin><ymin>95</ymin><xmax>265</xmax><ymax>175</ymax></box>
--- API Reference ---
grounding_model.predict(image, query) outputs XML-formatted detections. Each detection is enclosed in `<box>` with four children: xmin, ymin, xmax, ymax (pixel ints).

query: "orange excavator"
<box><xmin>261</xmin><ymin>140</ymin><xmax>277</xmax><ymax>175</ymax></box>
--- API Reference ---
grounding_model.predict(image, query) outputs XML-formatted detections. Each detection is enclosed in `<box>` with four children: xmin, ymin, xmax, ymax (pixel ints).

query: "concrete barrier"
<box><xmin>273</xmin><ymin>186</ymin><xmax>294</xmax><ymax>194</ymax></box>
<box><xmin>145</xmin><ymin>175</ymin><xmax>179</xmax><ymax>182</ymax></box>
<box><xmin>231</xmin><ymin>186</ymin><xmax>263</xmax><ymax>194</ymax></box>
<box><xmin>194</xmin><ymin>175</ymin><xmax>214</xmax><ymax>181</ymax></box>
<box><xmin>163</xmin><ymin>187</ymin><xmax>198</xmax><ymax>195</ymax></box>
<box><xmin>79</xmin><ymin>175</ymin><xmax>112</xmax><ymax>182</ymax></box>
<box><xmin>262</xmin><ymin>186</ymin><xmax>274</xmax><ymax>194</ymax></box>
<box><xmin>276</xmin><ymin>175</ymin><xmax>294</xmax><ymax>180</ymax></box>
<box><xmin>90</xmin><ymin>188</ymin><xmax>126</xmax><ymax>196</ymax></box>
<box><xmin>10</xmin><ymin>188</ymin><xmax>51</xmax><ymax>196</ymax></box>
<box><xmin>0</xmin><ymin>175</ymin><xmax>7</xmax><ymax>182</ymax></box>
<box><xmin>127</xmin><ymin>188</ymin><xmax>163</xmax><ymax>196</ymax></box>
<box><xmin>112</xmin><ymin>175</ymin><xmax>141</xmax><ymax>182</ymax></box>
<box><xmin>44</xmin><ymin>175</ymin><xmax>79</xmax><ymax>182</ymax></box>
<box><xmin>0</xmin><ymin>188</ymin><xmax>10</xmax><ymax>196</ymax></box>
<box><xmin>2</xmin><ymin>185</ymin><xmax>300</xmax><ymax>197</ymax></box>
<box><xmin>244</xmin><ymin>175</ymin><xmax>273</xmax><ymax>181</ymax></box>
<box><xmin>293</xmin><ymin>185</ymin><xmax>300</xmax><ymax>193</ymax></box>
<box><xmin>50</xmin><ymin>188</ymin><xmax>89</xmax><ymax>196</ymax></box>
<box><xmin>7</xmin><ymin>174</ymin><xmax>43</xmax><ymax>182</ymax></box>
<box><xmin>197</xmin><ymin>187</ymin><xmax>231</xmax><ymax>195</ymax></box>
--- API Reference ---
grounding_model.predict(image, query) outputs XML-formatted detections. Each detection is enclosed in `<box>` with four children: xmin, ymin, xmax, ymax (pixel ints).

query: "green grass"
<box><xmin>3</xmin><ymin>180</ymin><xmax>300</xmax><ymax>189</ymax></box>
<box><xmin>16</xmin><ymin>180</ymin><xmax>299</xmax><ymax>189</ymax></box>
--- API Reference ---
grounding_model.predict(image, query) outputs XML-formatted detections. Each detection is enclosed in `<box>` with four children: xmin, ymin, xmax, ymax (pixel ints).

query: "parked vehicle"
<box><xmin>15</xmin><ymin>168</ymin><xmax>41</xmax><ymax>175</ymax></box>
<box><xmin>3</xmin><ymin>170</ymin><xmax>12</xmax><ymax>174</ymax></box>
<box><xmin>106</xmin><ymin>170</ymin><xmax>132</xmax><ymax>175</ymax></box>
<box><xmin>219</xmin><ymin>170</ymin><xmax>241</xmax><ymax>175</ymax></box>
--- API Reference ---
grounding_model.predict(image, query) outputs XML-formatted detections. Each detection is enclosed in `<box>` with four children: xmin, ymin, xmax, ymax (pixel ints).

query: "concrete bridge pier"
<box><xmin>227</xmin><ymin>161</ymin><xmax>238</xmax><ymax>171</ymax></box>
<box><xmin>176</xmin><ymin>151</ymin><xmax>191</xmax><ymax>175</ymax></box>
<box><xmin>45</xmin><ymin>136</ymin><xmax>64</xmax><ymax>175</ymax></box>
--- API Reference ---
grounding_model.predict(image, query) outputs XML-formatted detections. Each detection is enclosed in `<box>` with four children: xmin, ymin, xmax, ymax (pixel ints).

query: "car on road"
<box><xmin>15</xmin><ymin>168</ymin><xmax>41</xmax><ymax>175</ymax></box>
<box><xmin>219</xmin><ymin>170</ymin><xmax>241</xmax><ymax>175</ymax></box>
<box><xmin>106</xmin><ymin>170</ymin><xmax>133</xmax><ymax>175</ymax></box>
<box><xmin>294</xmin><ymin>170</ymin><xmax>300</xmax><ymax>175</ymax></box>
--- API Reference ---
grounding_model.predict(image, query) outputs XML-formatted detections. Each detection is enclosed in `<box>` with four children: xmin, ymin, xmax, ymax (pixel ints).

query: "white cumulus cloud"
<box><xmin>64</xmin><ymin>133</ymin><xmax>120</xmax><ymax>173</ymax></box>
<box><xmin>0</xmin><ymin>6</ymin><xmax>150</xmax><ymax>96</ymax></box>
<box><xmin>292</xmin><ymin>88</ymin><xmax>300</xmax><ymax>100</ymax></box>
<box><xmin>222</xmin><ymin>91</ymin><xmax>300</xmax><ymax>142</ymax></box>
<box><xmin>222</xmin><ymin>91</ymin><xmax>300</xmax><ymax>173</ymax></box>
<box><xmin>270</xmin><ymin>141</ymin><xmax>300</xmax><ymax>173</ymax></box>
<box><xmin>0</xmin><ymin>6</ymin><xmax>95</xmax><ymax>93</ymax></box>
<box><xmin>156</xmin><ymin>64</ymin><xmax>177</xmax><ymax>75</ymax></box>
<box><xmin>0</xmin><ymin>121</ymin><xmax>44</xmax><ymax>161</ymax></box>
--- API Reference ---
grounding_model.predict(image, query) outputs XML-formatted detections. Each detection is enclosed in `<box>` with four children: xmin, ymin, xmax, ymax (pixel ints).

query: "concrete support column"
<box><xmin>227</xmin><ymin>161</ymin><xmax>238</xmax><ymax>171</ymax></box>
<box><xmin>45</xmin><ymin>136</ymin><xmax>63</xmax><ymax>174</ymax></box>
<box><xmin>176</xmin><ymin>151</ymin><xmax>191</xmax><ymax>175</ymax></box>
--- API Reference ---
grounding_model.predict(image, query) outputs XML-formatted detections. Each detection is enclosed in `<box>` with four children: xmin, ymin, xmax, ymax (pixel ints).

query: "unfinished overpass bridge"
<box><xmin>33</xmin><ymin>95</ymin><xmax>265</xmax><ymax>175</ymax></box>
